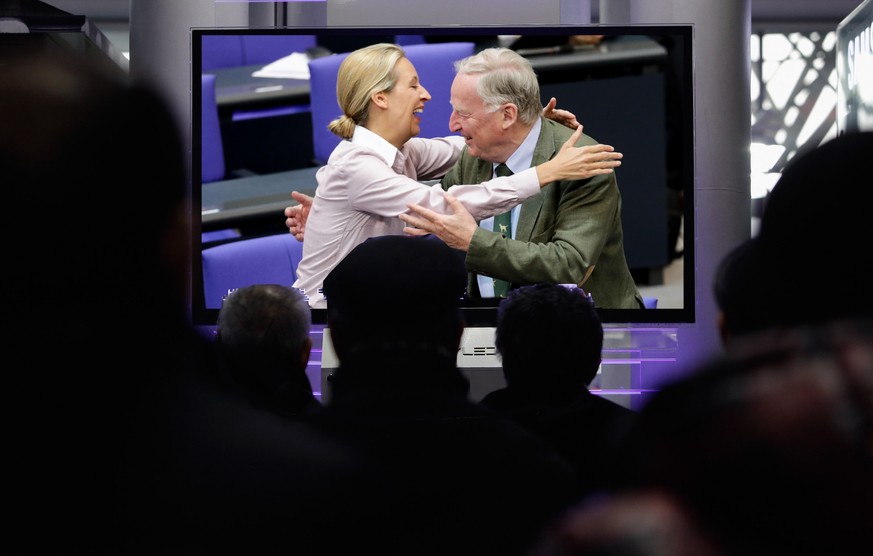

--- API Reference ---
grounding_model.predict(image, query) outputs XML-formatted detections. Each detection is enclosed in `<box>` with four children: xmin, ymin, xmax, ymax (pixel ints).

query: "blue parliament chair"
<box><xmin>395</xmin><ymin>34</ymin><xmax>426</xmax><ymax>45</ymax></box>
<box><xmin>404</xmin><ymin>41</ymin><xmax>475</xmax><ymax>139</ymax></box>
<box><xmin>241</xmin><ymin>34</ymin><xmax>317</xmax><ymax>66</ymax></box>
<box><xmin>201</xmin><ymin>233</ymin><xmax>305</xmax><ymax>309</ymax></box>
<box><xmin>307</xmin><ymin>51</ymin><xmax>350</xmax><ymax>165</ymax></box>
<box><xmin>201</xmin><ymin>35</ymin><xmax>245</xmax><ymax>71</ymax></box>
<box><xmin>202</xmin><ymin>35</ymin><xmax>316</xmax><ymax>126</ymax></box>
<box><xmin>201</xmin><ymin>73</ymin><xmax>225</xmax><ymax>183</ymax></box>
<box><xmin>307</xmin><ymin>41</ymin><xmax>475</xmax><ymax>166</ymax></box>
<box><xmin>201</xmin><ymin>34</ymin><xmax>317</xmax><ymax>71</ymax></box>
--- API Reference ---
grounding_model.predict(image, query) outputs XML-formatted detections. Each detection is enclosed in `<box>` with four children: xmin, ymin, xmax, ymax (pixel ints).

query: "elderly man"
<box><xmin>399</xmin><ymin>47</ymin><xmax>643</xmax><ymax>308</ymax></box>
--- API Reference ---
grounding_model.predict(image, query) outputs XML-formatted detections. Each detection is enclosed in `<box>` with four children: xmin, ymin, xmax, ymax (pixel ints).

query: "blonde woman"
<box><xmin>291</xmin><ymin>43</ymin><xmax>622</xmax><ymax>308</ymax></box>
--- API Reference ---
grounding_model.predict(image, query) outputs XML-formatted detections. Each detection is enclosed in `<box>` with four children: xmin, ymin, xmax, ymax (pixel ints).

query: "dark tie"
<box><xmin>492</xmin><ymin>163</ymin><xmax>513</xmax><ymax>297</ymax></box>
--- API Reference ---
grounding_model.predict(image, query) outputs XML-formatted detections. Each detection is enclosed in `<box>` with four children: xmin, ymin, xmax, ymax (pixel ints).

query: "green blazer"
<box><xmin>441</xmin><ymin>118</ymin><xmax>644</xmax><ymax>309</ymax></box>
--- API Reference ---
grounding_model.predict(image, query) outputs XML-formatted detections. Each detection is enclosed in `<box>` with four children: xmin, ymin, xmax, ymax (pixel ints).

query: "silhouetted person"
<box><xmin>528</xmin><ymin>487</ymin><xmax>724</xmax><ymax>556</ymax></box>
<box><xmin>624</xmin><ymin>319</ymin><xmax>873</xmax><ymax>555</ymax></box>
<box><xmin>3</xmin><ymin>45</ymin><xmax>393</xmax><ymax>555</ymax></box>
<box><xmin>617</xmin><ymin>132</ymin><xmax>873</xmax><ymax>555</ymax></box>
<box><xmin>750</xmin><ymin>131</ymin><xmax>873</xmax><ymax>330</ymax></box>
<box><xmin>711</xmin><ymin>238</ymin><xmax>765</xmax><ymax>345</ymax></box>
<box><xmin>313</xmin><ymin>235</ymin><xmax>581</xmax><ymax>556</ymax></box>
<box><xmin>711</xmin><ymin>132</ymin><xmax>873</xmax><ymax>346</ymax></box>
<box><xmin>480</xmin><ymin>283</ymin><xmax>639</xmax><ymax>497</ymax></box>
<box><xmin>216</xmin><ymin>283</ymin><xmax>322</xmax><ymax>417</ymax></box>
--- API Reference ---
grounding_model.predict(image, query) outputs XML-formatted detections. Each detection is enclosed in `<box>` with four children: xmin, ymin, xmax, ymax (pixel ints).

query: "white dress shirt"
<box><xmin>293</xmin><ymin>125</ymin><xmax>542</xmax><ymax>308</ymax></box>
<box><xmin>477</xmin><ymin>119</ymin><xmax>541</xmax><ymax>297</ymax></box>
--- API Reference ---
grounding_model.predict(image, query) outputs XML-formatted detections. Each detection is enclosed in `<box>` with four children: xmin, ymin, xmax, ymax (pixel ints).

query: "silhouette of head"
<box><xmin>495</xmin><ymin>283</ymin><xmax>603</xmax><ymax>391</ymax></box>
<box><xmin>752</xmin><ymin>131</ymin><xmax>873</xmax><ymax>329</ymax></box>
<box><xmin>2</xmin><ymin>47</ymin><xmax>188</xmax><ymax>323</ymax></box>
<box><xmin>216</xmin><ymin>284</ymin><xmax>315</xmax><ymax>409</ymax></box>
<box><xmin>323</xmin><ymin>235</ymin><xmax>469</xmax><ymax>394</ymax></box>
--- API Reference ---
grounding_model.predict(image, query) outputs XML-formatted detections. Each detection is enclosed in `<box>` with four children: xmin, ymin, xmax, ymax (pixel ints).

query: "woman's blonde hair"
<box><xmin>327</xmin><ymin>43</ymin><xmax>406</xmax><ymax>139</ymax></box>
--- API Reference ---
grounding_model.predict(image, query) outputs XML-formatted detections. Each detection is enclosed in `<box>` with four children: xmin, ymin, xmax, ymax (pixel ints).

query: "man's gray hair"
<box><xmin>454</xmin><ymin>47</ymin><xmax>543</xmax><ymax>125</ymax></box>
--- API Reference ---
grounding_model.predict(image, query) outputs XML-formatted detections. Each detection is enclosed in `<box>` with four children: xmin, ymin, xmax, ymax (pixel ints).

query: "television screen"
<box><xmin>836</xmin><ymin>0</ymin><xmax>873</xmax><ymax>134</ymax></box>
<box><xmin>191</xmin><ymin>24</ymin><xmax>695</xmax><ymax>327</ymax></box>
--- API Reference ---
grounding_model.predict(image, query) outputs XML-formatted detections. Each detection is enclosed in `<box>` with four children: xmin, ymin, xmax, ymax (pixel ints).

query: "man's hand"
<box><xmin>399</xmin><ymin>192</ymin><xmax>478</xmax><ymax>252</ymax></box>
<box><xmin>542</xmin><ymin>96</ymin><xmax>580</xmax><ymax>130</ymax></box>
<box><xmin>284</xmin><ymin>191</ymin><xmax>313</xmax><ymax>241</ymax></box>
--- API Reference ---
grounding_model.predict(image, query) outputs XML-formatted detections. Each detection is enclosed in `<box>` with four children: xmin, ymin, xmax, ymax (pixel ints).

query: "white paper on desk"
<box><xmin>252</xmin><ymin>52</ymin><xmax>311</xmax><ymax>80</ymax></box>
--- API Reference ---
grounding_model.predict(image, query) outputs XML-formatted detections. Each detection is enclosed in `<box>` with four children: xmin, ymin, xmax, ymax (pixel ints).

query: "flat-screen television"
<box><xmin>836</xmin><ymin>0</ymin><xmax>872</xmax><ymax>134</ymax></box>
<box><xmin>191</xmin><ymin>24</ymin><xmax>695</xmax><ymax>327</ymax></box>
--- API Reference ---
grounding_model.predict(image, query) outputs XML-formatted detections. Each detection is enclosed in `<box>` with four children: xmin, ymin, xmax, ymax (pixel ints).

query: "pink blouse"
<box><xmin>292</xmin><ymin>126</ymin><xmax>541</xmax><ymax>308</ymax></box>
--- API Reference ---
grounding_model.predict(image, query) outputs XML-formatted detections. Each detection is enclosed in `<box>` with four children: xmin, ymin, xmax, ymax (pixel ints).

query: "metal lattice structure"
<box><xmin>751</xmin><ymin>30</ymin><xmax>838</xmax><ymax>172</ymax></box>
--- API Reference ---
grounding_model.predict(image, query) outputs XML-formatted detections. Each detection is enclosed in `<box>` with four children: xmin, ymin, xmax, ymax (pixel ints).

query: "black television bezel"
<box><xmin>191</xmin><ymin>24</ymin><xmax>695</xmax><ymax>327</ymax></box>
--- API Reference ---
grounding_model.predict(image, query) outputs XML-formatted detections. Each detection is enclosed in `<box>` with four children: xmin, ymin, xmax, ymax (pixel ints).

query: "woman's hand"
<box><xmin>535</xmin><ymin>126</ymin><xmax>623</xmax><ymax>184</ymax></box>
